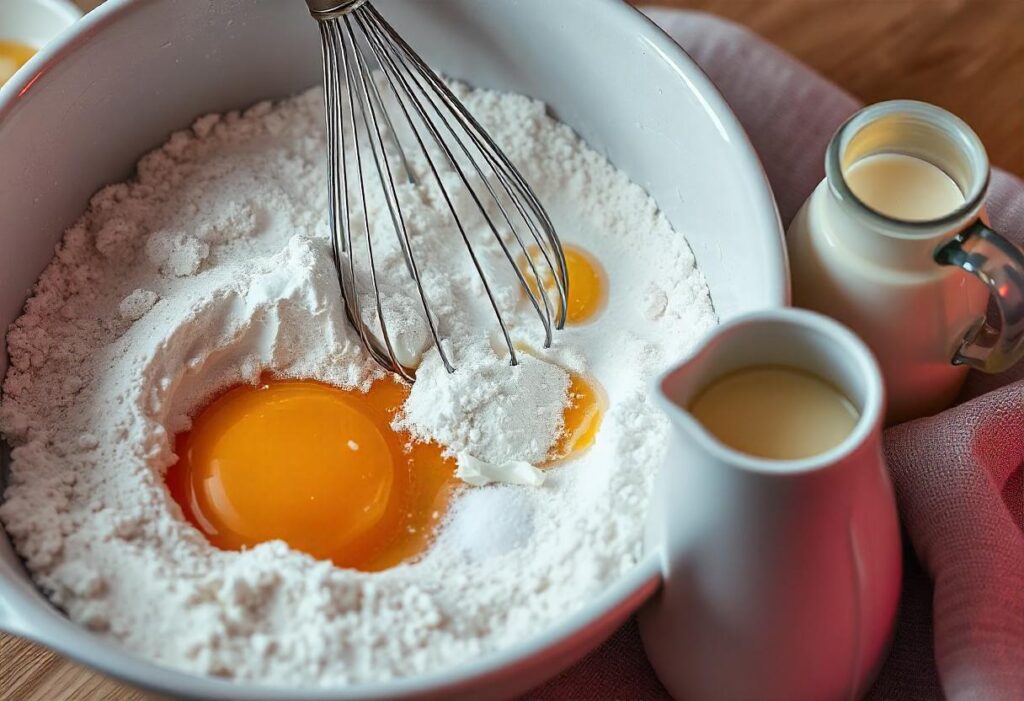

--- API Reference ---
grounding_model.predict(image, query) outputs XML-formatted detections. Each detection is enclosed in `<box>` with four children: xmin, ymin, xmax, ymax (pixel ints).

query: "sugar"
<box><xmin>442</xmin><ymin>486</ymin><xmax>535</xmax><ymax>562</ymax></box>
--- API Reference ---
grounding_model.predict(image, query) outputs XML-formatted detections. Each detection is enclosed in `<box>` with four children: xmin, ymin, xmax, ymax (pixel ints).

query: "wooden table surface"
<box><xmin>3</xmin><ymin>1</ymin><xmax>1022</xmax><ymax>700</ymax></box>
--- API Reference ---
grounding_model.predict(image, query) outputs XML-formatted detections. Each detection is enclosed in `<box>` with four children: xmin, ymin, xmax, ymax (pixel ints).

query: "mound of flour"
<box><xmin>0</xmin><ymin>86</ymin><xmax>715</xmax><ymax>685</ymax></box>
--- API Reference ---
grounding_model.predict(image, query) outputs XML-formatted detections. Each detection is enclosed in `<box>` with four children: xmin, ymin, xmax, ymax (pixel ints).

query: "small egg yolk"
<box><xmin>547</xmin><ymin>372</ymin><xmax>605</xmax><ymax>464</ymax></box>
<box><xmin>520</xmin><ymin>244</ymin><xmax>607</xmax><ymax>325</ymax></box>
<box><xmin>166</xmin><ymin>378</ymin><xmax>456</xmax><ymax>572</ymax></box>
<box><xmin>0</xmin><ymin>41</ymin><xmax>36</xmax><ymax>86</ymax></box>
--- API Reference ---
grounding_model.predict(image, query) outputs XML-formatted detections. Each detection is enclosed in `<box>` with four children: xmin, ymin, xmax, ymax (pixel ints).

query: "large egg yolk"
<box><xmin>0</xmin><ymin>41</ymin><xmax>35</xmax><ymax>86</ymax></box>
<box><xmin>520</xmin><ymin>244</ymin><xmax>607</xmax><ymax>325</ymax></box>
<box><xmin>167</xmin><ymin>378</ymin><xmax>456</xmax><ymax>571</ymax></box>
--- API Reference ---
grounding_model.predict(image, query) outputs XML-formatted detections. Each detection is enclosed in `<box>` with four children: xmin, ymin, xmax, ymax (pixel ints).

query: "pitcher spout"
<box><xmin>653</xmin><ymin>348</ymin><xmax>716</xmax><ymax>444</ymax></box>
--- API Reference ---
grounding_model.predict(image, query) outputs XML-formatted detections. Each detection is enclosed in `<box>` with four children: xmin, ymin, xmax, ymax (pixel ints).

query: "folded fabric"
<box><xmin>530</xmin><ymin>8</ymin><xmax>1024</xmax><ymax>700</ymax></box>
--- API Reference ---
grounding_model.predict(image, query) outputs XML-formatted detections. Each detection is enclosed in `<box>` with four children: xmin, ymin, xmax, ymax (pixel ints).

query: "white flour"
<box><xmin>0</xmin><ymin>86</ymin><xmax>715</xmax><ymax>685</ymax></box>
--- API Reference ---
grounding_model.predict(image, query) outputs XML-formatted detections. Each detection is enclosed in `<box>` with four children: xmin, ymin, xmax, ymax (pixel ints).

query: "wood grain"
<box><xmin>3</xmin><ymin>1</ymin><xmax>1022</xmax><ymax>700</ymax></box>
<box><xmin>0</xmin><ymin>633</ymin><xmax>146</xmax><ymax>701</ymax></box>
<box><xmin>638</xmin><ymin>0</ymin><xmax>1024</xmax><ymax>176</ymax></box>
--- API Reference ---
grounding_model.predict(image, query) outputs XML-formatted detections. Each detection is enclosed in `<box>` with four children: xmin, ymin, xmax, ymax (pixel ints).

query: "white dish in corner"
<box><xmin>0</xmin><ymin>0</ymin><xmax>81</xmax><ymax>49</ymax></box>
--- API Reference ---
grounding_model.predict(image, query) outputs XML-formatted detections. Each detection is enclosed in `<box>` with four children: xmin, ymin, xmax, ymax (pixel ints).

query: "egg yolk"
<box><xmin>547</xmin><ymin>372</ymin><xmax>605</xmax><ymax>464</ymax></box>
<box><xmin>520</xmin><ymin>244</ymin><xmax>607</xmax><ymax>325</ymax></box>
<box><xmin>0</xmin><ymin>41</ymin><xmax>35</xmax><ymax>86</ymax></box>
<box><xmin>166</xmin><ymin>378</ymin><xmax>456</xmax><ymax>572</ymax></box>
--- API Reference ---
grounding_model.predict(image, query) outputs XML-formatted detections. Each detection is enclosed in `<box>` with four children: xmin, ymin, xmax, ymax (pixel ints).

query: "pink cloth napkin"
<box><xmin>530</xmin><ymin>8</ymin><xmax>1024</xmax><ymax>700</ymax></box>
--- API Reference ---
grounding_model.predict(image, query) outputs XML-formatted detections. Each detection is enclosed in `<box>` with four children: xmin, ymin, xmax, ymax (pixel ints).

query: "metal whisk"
<box><xmin>304</xmin><ymin>0</ymin><xmax>568</xmax><ymax>382</ymax></box>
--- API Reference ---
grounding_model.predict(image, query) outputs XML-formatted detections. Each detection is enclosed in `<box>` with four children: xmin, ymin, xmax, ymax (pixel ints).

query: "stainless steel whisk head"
<box><xmin>305</xmin><ymin>0</ymin><xmax>568</xmax><ymax>382</ymax></box>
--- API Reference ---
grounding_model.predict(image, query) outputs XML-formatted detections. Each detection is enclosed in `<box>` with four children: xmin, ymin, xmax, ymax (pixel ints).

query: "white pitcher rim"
<box><xmin>654</xmin><ymin>308</ymin><xmax>885</xmax><ymax>475</ymax></box>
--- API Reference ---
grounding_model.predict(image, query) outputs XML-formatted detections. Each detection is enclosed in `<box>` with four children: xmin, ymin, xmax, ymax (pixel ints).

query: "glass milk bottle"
<box><xmin>788</xmin><ymin>100</ymin><xmax>1024</xmax><ymax>424</ymax></box>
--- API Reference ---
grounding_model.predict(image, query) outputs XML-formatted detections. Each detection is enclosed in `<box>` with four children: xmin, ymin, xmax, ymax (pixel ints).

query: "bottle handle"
<box><xmin>935</xmin><ymin>221</ymin><xmax>1024</xmax><ymax>373</ymax></box>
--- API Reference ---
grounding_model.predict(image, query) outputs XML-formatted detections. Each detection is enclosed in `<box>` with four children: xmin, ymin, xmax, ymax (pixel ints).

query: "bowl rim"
<box><xmin>0</xmin><ymin>0</ymin><xmax>786</xmax><ymax>697</ymax></box>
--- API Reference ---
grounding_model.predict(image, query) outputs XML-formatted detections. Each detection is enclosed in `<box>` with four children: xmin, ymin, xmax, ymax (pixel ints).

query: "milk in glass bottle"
<box><xmin>787</xmin><ymin>101</ymin><xmax>1024</xmax><ymax>423</ymax></box>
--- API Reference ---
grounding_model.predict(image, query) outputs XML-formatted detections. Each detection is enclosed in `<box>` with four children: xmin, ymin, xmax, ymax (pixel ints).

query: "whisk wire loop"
<box><xmin>352</xmin><ymin>13</ymin><xmax>525</xmax><ymax>367</ymax></box>
<box><xmin>357</xmin><ymin>10</ymin><xmax>557</xmax><ymax>347</ymax></box>
<box><xmin>362</xmin><ymin>4</ymin><xmax>569</xmax><ymax>316</ymax></box>
<box><xmin>309</xmin><ymin>1</ymin><xmax>568</xmax><ymax>379</ymax></box>
<box><xmin>343</xmin><ymin>20</ymin><xmax>416</xmax><ymax>381</ymax></box>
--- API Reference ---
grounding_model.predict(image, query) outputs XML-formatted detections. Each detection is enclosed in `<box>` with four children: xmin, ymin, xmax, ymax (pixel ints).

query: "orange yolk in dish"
<box><xmin>0</xmin><ymin>41</ymin><xmax>35</xmax><ymax>86</ymax></box>
<box><xmin>521</xmin><ymin>244</ymin><xmax>607</xmax><ymax>325</ymax></box>
<box><xmin>167</xmin><ymin>378</ymin><xmax>456</xmax><ymax>572</ymax></box>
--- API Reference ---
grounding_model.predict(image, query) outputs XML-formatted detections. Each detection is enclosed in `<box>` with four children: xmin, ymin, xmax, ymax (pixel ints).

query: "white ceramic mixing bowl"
<box><xmin>0</xmin><ymin>1</ymin><xmax>786</xmax><ymax>698</ymax></box>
